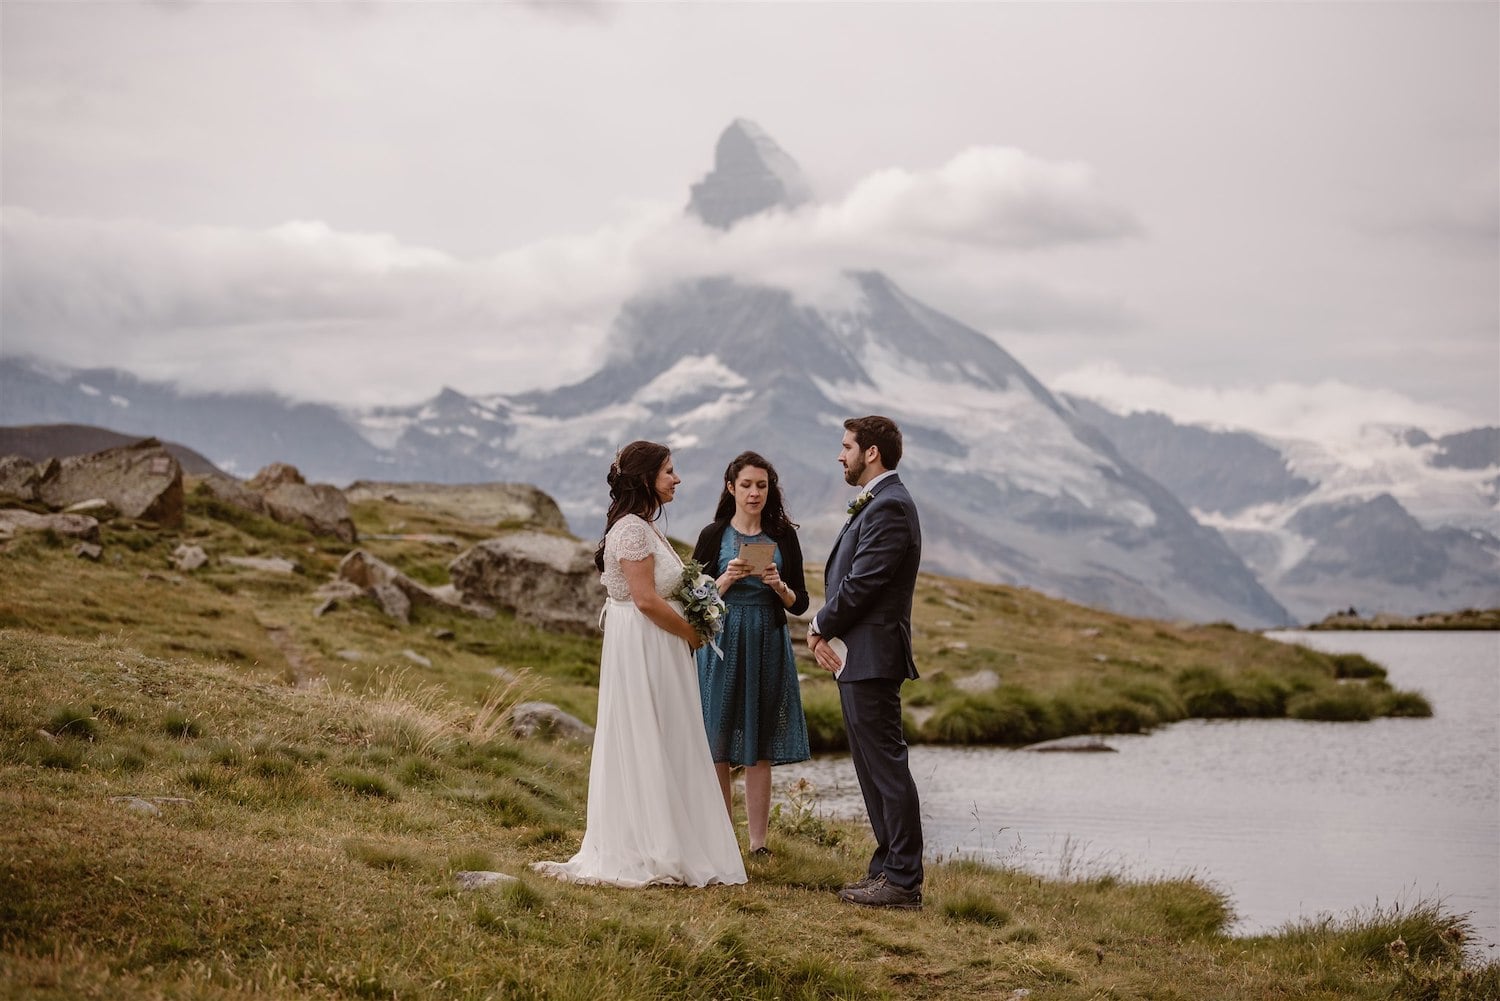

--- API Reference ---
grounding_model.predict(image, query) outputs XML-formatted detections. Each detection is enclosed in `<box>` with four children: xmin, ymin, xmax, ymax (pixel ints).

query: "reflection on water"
<box><xmin>779</xmin><ymin>630</ymin><xmax>1499</xmax><ymax>951</ymax></box>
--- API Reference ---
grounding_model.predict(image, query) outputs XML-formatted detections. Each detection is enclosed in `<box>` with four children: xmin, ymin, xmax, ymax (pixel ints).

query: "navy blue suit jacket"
<box><xmin>819</xmin><ymin>474</ymin><xmax>921</xmax><ymax>683</ymax></box>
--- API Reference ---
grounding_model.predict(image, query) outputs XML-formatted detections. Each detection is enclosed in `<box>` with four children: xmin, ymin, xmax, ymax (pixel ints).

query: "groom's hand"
<box><xmin>807</xmin><ymin>633</ymin><xmax>842</xmax><ymax>674</ymax></box>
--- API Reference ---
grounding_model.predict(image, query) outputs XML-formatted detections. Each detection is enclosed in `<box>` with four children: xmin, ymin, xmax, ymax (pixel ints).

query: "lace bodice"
<box><xmin>600</xmin><ymin>514</ymin><xmax>683</xmax><ymax>601</ymax></box>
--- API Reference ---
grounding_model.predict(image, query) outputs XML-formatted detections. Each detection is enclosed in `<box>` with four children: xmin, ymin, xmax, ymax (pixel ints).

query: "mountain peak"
<box><xmin>687</xmin><ymin>119</ymin><xmax>812</xmax><ymax>230</ymax></box>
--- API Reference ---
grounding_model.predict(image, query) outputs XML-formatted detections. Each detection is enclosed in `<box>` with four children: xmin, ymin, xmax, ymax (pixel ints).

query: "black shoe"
<box><xmin>840</xmin><ymin>873</ymin><xmax>881</xmax><ymax>892</ymax></box>
<box><xmin>750</xmin><ymin>846</ymin><xmax>773</xmax><ymax>858</ymax></box>
<box><xmin>838</xmin><ymin>874</ymin><xmax>922</xmax><ymax>910</ymax></box>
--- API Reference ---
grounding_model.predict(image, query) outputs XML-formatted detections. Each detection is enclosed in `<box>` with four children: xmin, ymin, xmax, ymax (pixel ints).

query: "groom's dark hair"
<box><xmin>845</xmin><ymin>415</ymin><xmax>903</xmax><ymax>469</ymax></box>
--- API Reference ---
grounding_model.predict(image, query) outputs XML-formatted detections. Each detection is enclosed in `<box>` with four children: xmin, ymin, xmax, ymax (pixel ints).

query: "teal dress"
<box><xmin>696</xmin><ymin>528</ymin><xmax>811</xmax><ymax>766</ymax></box>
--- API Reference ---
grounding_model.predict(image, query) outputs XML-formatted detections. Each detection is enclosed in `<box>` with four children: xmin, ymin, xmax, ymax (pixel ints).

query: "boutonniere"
<box><xmin>846</xmin><ymin>491</ymin><xmax>874</xmax><ymax>519</ymax></box>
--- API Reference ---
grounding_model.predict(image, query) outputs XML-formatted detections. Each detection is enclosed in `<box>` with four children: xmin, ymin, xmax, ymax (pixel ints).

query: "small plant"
<box><xmin>342</xmin><ymin>838</ymin><xmax>423</xmax><ymax>871</ymax></box>
<box><xmin>327</xmin><ymin>768</ymin><xmax>399</xmax><ymax>799</ymax></box>
<box><xmin>941</xmin><ymin>890</ymin><xmax>1011</xmax><ymax>926</ymax></box>
<box><xmin>45</xmin><ymin>707</ymin><xmax>97</xmax><ymax>741</ymax></box>
<box><xmin>160</xmin><ymin>709</ymin><xmax>203</xmax><ymax>739</ymax></box>
<box><xmin>771</xmin><ymin>777</ymin><xmax>844</xmax><ymax>847</ymax></box>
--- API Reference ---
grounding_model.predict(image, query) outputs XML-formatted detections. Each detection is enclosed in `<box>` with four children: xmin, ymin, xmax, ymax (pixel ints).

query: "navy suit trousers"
<box><xmin>839</xmin><ymin>677</ymin><xmax>924</xmax><ymax>889</ymax></box>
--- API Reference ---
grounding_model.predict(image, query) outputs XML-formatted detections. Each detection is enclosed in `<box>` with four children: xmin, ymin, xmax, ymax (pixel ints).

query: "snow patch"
<box><xmin>634</xmin><ymin>355</ymin><xmax>746</xmax><ymax>406</ymax></box>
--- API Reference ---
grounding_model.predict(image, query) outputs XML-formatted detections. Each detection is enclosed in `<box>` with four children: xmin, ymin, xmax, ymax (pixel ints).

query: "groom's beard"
<box><xmin>843</xmin><ymin>454</ymin><xmax>866</xmax><ymax>486</ymax></box>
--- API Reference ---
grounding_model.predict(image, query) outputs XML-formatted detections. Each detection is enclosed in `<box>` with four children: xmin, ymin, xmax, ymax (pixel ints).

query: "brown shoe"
<box><xmin>838</xmin><ymin>874</ymin><xmax>922</xmax><ymax>910</ymax></box>
<box><xmin>840</xmin><ymin>873</ymin><xmax>881</xmax><ymax>892</ymax></box>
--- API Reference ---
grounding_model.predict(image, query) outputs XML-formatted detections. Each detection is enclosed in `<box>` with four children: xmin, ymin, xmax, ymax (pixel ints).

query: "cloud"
<box><xmin>1052</xmin><ymin>361</ymin><xmax>1487</xmax><ymax>443</ymax></box>
<box><xmin>1</xmin><ymin>145</ymin><xmax>1137</xmax><ymax>403</ymax></box>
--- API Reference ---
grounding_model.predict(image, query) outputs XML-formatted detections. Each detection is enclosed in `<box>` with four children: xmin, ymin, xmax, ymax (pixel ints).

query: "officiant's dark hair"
<box><xmin>595</xmin><ymin>440</ymin><xmax>673</xmax><ymax>572</ymax></box>
<box><xmin>714</xmin><ymin>451</ymin><xmax>799</xmax><ymax>539</ymax></box>
<box><xmin>844</xmin><ymin>415</ymin><xmax>903</xmax><ymax>469</ymax></box>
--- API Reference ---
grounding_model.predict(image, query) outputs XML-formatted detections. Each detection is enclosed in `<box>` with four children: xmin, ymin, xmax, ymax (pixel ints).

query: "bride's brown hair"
<box><xmin>594</xmin><ymin>440</ymin><xmax>673</xmax><ymax>572</ymax></box>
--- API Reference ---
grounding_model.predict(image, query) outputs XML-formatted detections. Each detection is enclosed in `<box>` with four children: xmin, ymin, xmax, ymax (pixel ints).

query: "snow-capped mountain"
<box><xmin>349</xmin><ymin>121</ymin><xmax>1292</xmax><ymax>628</ymax></box>
<box><xmin>1067</xmin><ymin>397</ymin><xmax>1500</xmax><ymax>621</ymax></box>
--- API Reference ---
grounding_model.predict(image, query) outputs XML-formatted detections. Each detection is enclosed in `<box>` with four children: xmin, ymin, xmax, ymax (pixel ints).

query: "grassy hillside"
<box><xmin>1</xmin><ymin>485</ymin><xmax>1492</xmax><ymax>999</ymax></box>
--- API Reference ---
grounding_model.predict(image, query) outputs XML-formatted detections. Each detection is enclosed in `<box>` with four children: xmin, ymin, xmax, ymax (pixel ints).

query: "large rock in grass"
<box><xmin>335</xmin><ymin>548</ymin><xmax>489</xmax><ymax>623</ymax></box>
<box><xmin>34</xmin><ymin>438</ymin><xmax>183</xmax><ymax>526</ymax></box>
<box><xmin>0</xmin><ymin>508</ymin><xmax>101</xmax><ymax>541</ymax></box>
<box><xmin>343</xmin><ymin>480</ymin><xmax>569</xmax><ymax>532</ymax></box>
<box><xmin>246</xmin><ymin>463</ymin><xmax>357</xmax><ymax>543</ymax></box>
<box><xmin>449</xmin><ymin>532</ymin><xmax>603</xmax><ymax>634</ymax></box>
<box><xmin>0</xmin><ymin>455</ymin><xmax>50</xmax><ymax>502</ymax></box>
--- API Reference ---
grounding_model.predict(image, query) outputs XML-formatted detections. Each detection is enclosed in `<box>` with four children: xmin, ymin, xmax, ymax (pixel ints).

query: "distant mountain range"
<box><xmin>4</xmin><ymin>120</ymin><xmax>1496</xmax><ymax>626</ymax></box>
<box><xmin>1065</xmin><ymin>399</ymin><xmax>1500</xmax><ymax>621</ymax></box>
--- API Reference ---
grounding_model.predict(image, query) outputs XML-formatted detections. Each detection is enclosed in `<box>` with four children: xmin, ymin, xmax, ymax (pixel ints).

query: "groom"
<box><xmin>808</xmin><ymin>415</ymin><xmax>924</xmax><ymax>910</ymax></box>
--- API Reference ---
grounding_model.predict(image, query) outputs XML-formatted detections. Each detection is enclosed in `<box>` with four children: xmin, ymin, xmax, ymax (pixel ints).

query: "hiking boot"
<box><xmin>837</xmin><ymin>874</ymin><xmax>922</xmax><ymax>910</ymax></box>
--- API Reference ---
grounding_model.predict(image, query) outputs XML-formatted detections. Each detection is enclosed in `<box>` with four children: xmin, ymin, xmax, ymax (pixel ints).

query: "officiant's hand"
<box><xmin>717</xmin><ymin>557</ymin><xmax>753</xmax><ymax>593</ymax></box>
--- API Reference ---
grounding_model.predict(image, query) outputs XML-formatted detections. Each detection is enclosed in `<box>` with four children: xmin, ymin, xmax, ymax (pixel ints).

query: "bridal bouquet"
<box><xmin>677</xmin><ymin>559</ymin><xmax>726</xmax><ymax>657</ymax></box>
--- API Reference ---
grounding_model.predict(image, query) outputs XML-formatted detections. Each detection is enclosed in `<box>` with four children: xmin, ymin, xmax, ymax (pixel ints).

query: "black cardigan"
<box><xmin>691</xmin><ymin>519</ymin><xmax>811</xmax><ymax>628</ymax></box>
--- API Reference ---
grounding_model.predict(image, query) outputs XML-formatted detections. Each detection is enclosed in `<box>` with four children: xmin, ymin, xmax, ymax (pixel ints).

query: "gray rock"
<box><xmin>172</xmin><ymin>544</ymin><xmax>208</xmax><ymax>571</ymax></box>
<box><xmin>63</xmin><ymin>498</ymin><xmax>117</xmax><ymax>519</ymax></box>
<box><xmin>248</xmin><ymin>464</ymin><xmax>356</xmax><ymax>543</ymax></box>
<box><xmin>196</xmin><ymin>474</ymin><xmax>268</xmax><ymax>516</ymax></box>
<box><xmin>0</xmin><ymin>508</ymin><xmax>101</xmax><ymax>541</ymax></box>
<box><xmin>1022</xmin><ymin>735</ymin><xmax>1118</xmax><ymax>753</ymax></box>
<box><xmin>508</xmin><ymin>701</ymin><xmax>594</xmax><ymax>744</ymax></box>
<box><xmin>73</xmin><ymin>542</ymin><xmax>102</xmax><ymax>561</ymax></box>
<box><xmin>35</xmin><ymin>438</ymin><xmax>183</xmax><ymax>525</ymax></box>
<box><xmin>401</xmin><ymin>649</ymin><xmax>432</xmax><ymax>668</ymax></box>
<box><xmin>222</xmin><ymin>555</ymin><xmax>299</xmax><ymax>574</ymax></box>
<box><xmin>0</xmin><ymin>455</ymin><xmax>46</xmax><ymax>501</ymax></box>
<box><xmin>337</xmin><ymin>549</ymin><xmax>466</xmax><ymax>624</ymax></box>
<box><xmin>313</xmin><ymin>597</ymin><xmax>338</xmax><ymax>617</ymax></box>
<box><xmin>454</xmin><ymin>870</ymin><xmax>519</xmax><ymax>892</ymax></box>
<box><xmin>449</xmin><ymin>532</ymin><xmax>604</xmax><ymax>635</ymax></box>
<box><xmin>343</xmin><ymin>480</ymin><xmax>569</xmax><ymax>533</ymax></box>
<box><xmin>315</xmin><ymin>579</ymin><xmax>366</xmax><ymax>601</ymax></box>
<box><xmin>953</xmin><ymin>669</ymin><xmax>1001</xmax><ymax>694</ymax></box>
<box><xmin>117</xmin><ymin>796</ymin><xmax>161</xmax><ymax>817</ymax></box>
<box><xmin>372</xmin><ymin>582</ymin><xmax>412</xmax><ymax>623</ymax></box>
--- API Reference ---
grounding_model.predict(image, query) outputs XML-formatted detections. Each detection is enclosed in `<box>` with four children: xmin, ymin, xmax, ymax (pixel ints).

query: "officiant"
<box><xmin>692</xmin><ymin>450</ymin><xmax>812</xmax><ymax>856</ymax></box>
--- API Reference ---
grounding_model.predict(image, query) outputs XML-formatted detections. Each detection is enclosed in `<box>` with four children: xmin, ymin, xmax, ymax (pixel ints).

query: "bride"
<box><xmin>532</xmin><ymin>441</ymin><xmax>747</xmax><ymax>888</ymax></box>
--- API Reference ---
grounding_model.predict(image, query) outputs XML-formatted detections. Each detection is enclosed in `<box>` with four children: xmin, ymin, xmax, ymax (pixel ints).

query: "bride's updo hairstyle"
<box><xmin>594</xmin><ymin>440</ymin><xmax>673</xmax><ymax>572</ymax></box>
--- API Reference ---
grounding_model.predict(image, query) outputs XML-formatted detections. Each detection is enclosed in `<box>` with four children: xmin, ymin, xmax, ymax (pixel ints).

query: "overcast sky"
<box><xmin>2</xmin><ymin>0</ymin><xmax>1496</xmax><ymax>443</ymax></box>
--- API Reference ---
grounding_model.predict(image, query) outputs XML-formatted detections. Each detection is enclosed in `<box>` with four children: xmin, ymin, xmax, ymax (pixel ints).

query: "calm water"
<box><xmin>778</xmin><ymin>630</ymin><xmax>1500</xmax><ymax>951</ymax></box>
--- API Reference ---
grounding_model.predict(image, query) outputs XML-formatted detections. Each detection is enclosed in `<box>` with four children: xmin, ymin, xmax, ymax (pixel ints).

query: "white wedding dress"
<box><xmin>532</xmin><ymin>514</ymin><xmax>747</xmax><ymax>888</ymax></box>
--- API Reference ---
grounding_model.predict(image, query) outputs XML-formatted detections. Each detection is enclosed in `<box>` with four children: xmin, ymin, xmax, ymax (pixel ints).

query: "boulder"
<box><xmin>449</xmin><ymin>533</ymin><xmax>604</xmax><ymax>634</ymax></box>
<box><xmin>335</xmin><ymin>549</ymin><xmax>483</xmax><ymax>624</ymax></box>
<box><xmin>508</xmin><ymin>701</ymin><xmax>595</xmax><ymax>744</ymax></box>
<box><xmin>344</xmin><ymin>480</ymin><xmax>569</xmax><ymax>533</ymax></box>
<box><xmin>248</xmin><ymin>465</ymin><xmax>355</xmax><ymax>543</ymax></box>
<box><xmin>34</xmin><ymin>439</ymin><xmax>183</xmax><ymax>526</ymax></box>
<box><xmin>0</xmin><ymin>508</ymin><xmax>101</xmax><ymax>542</ymax></box>
<box><xmin>196</xmin><ymin>474</ymin><xmax>268</xmax><ymax>516</ymax></box>
<box><xmin>0</xmin><ymin>455</ymin><xmax>50</xmax><ymax>502</ymax></box>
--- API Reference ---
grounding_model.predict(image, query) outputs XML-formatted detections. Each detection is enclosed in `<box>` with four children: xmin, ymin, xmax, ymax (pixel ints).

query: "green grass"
<box><xmin>1</xmin><ymin>483</ymin><xmax>1491</xmax><ymax>999</ymax></box>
